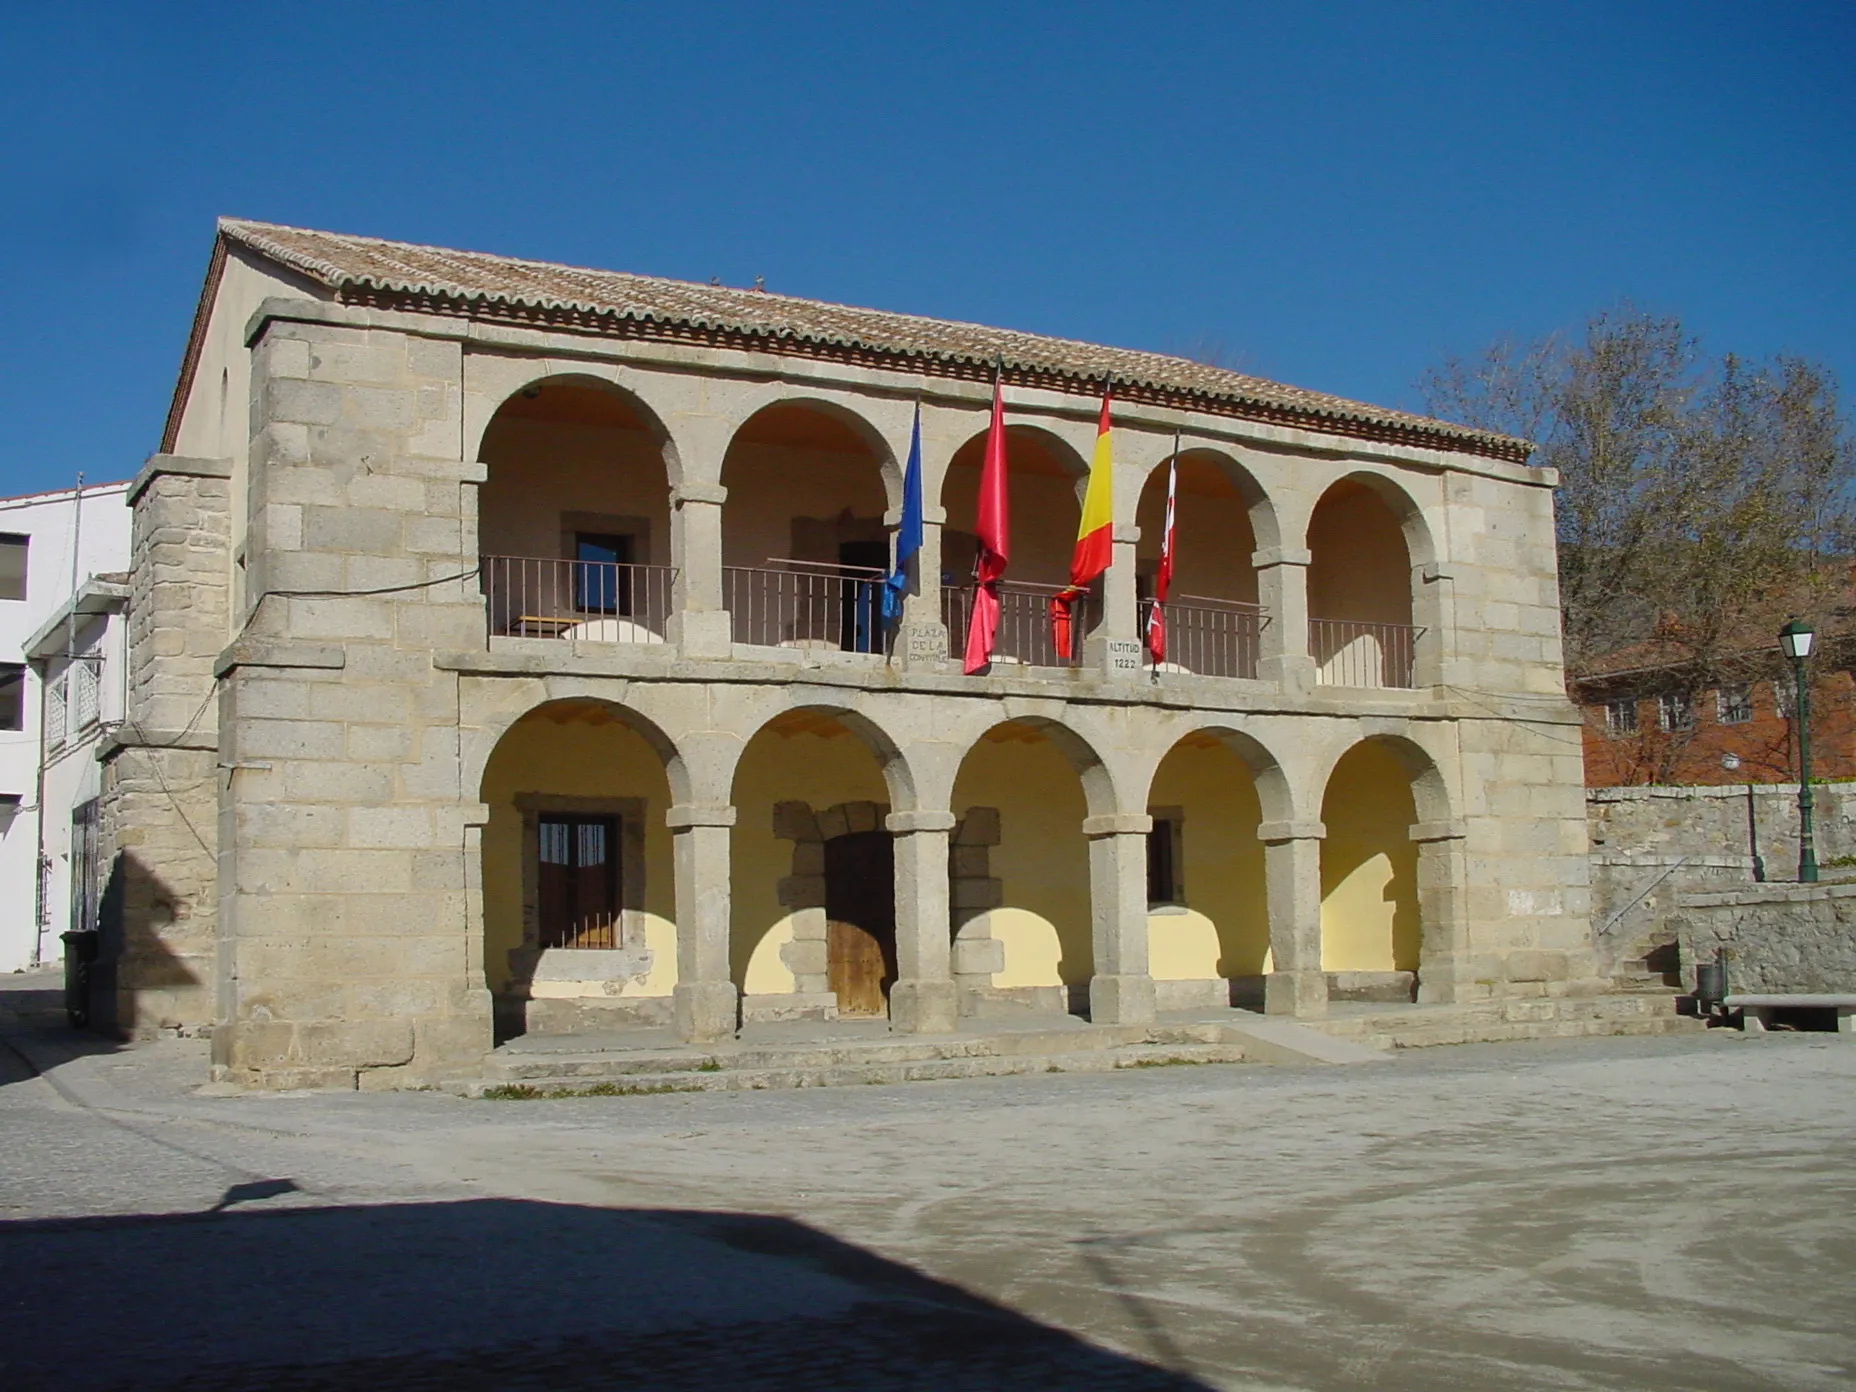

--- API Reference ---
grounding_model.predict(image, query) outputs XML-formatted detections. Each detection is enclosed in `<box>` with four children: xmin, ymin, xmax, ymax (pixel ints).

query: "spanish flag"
<box><xmin>1050</xmin><ymin>383</ymin><xmax>1115</xmax><ymax>658</ymax></box>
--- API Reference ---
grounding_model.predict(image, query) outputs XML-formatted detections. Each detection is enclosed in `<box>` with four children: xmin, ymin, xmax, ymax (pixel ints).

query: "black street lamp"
<box><xmin>1778</xmin><ymin>619</ymin><xmax>1818</xmax><ymax>883</ymax></box>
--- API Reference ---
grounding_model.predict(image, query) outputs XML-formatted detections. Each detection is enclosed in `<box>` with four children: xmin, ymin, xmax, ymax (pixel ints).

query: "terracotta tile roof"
<box><xmin>213</xmin><ymin>218</ymin><xmax>1529</xmax><ymax>463</ymax></box>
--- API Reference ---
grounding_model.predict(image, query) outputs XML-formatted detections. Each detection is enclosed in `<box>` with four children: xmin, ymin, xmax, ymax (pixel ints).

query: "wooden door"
<box><xmin>824</xmin><ymin>830</ymin><xmax>896</xmax><ymax>1016</ymax></box>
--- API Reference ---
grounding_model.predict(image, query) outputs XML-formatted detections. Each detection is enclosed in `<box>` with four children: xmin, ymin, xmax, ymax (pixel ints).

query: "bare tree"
<box><xmin>1423</xmin><ymin>308</ymin><xmax>1856</xmax><ymax>781</ymax></box>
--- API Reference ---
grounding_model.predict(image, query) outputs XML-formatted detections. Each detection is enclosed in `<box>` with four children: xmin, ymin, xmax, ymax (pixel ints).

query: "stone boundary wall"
<box><xmin>1588</xmin><ymin>781</ymin><xmax>1856</xmax><ymax>976</ymax></box>
<box><xmin>1672</xmin><ymin>883</ymin><xmax>1856</xmax><ymax>994</ymax></box>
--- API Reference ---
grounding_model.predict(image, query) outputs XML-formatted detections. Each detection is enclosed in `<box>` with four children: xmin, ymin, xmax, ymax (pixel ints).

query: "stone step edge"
<box><xmin>483</xmin><ymin>1024</ymin><xmax>1231</xmax><ymax>1079</ymax></box>
<box><xmin>454</xmin><ymin>1043</ymin><xmax>1250</xmax><ymax>1098</ymax></box>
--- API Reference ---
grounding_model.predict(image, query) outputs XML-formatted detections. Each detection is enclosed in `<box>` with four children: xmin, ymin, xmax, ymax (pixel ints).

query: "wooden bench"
<box><xmin>1724</xmin><ymin>994</ymin><xmax>1856</xmax><ymax>1035</ymax></box>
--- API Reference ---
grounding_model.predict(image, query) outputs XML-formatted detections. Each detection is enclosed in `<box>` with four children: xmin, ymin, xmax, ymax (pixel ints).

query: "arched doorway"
<box><xmin>949</xmin><ymin>720</ymin><xmax>1095</xmax><ymax>1014</ymax></box>
<box><xmin>479</xmin><ymin>699</ymin><xmax>678</xmax><ymax>1040</ymax></box>
<box><xmin>1135</xmin><ymin>450</ymin><xmax>1268</xmax><ymax>677</ymax></box>
<box><xmin>1306</xmin><ymin>478</ymin><xmax>1417</xmax><ymax>687</ymax></box>
<box><xmin>941</xmin><ymin>426</ymin><xmax>1087</xmax><ymax>668</ymax></box>
<box><xmin>732</xmin><ymin>708</ymin><xmax>902</xmax><ymax>1020</ymax></box>
<box><xmin>478</xmin><ymin>377</ymin><xmax>675</xmax><ymax>644</ymax></box>
<box><xmin>721</xmin><ymin>403</ymin><xmax>892</xmax><ymax>653</ymax></box>
<box><xmin>1146</xmin><ymin>730</ymin><xmax>1272</xmax><ymax>1008</ymax></box>
<box><xmin>1319</xmin><ymin>738</ymin><xmax>1423</xmax><ymax>1001</ymax></box>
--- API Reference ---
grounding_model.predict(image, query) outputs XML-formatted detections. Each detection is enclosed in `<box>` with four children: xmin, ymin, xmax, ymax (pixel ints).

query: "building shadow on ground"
<box><xmin>0</xmin><ymin>1195</ymin><xmax>1212</xmax><ymax>1391</ymax></box>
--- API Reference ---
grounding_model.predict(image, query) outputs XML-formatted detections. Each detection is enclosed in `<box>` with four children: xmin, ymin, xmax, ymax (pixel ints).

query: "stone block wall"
<box><xmin>1673</xmin><ymin>882</ymin><xmax>1856</xmax><ymax>994</ymax></box>
<box><xmin>210</xmin><ymin>312</ymin><xmax>491</xmax><ymax>1088</ymax></box>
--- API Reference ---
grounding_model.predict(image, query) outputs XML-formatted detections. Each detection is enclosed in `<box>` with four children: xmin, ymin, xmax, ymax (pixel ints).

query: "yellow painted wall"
<box><xmin>1307</xmin><ymin>483</ymin><xmax>1411</xmax><ymax>625</ymax></box>
<box><xmin>720</xmin><ymin>442</ymin><xmax>888</xmax><ymax>571</ymax></box>
<box><xmin>1148</xmin><ymin>739</ymin><xmax>1268</xmax><ymax>977</ymax></box>
<box><xmin>943</xmin><ymin>440</ymin><xmax>1080</xmax><ymax>589</ymax></box>
<box><xmin>729</xmin><ymin>722</ymin><xmax>889</xmax><ymax>984</ymax></box>
<box><xmin>953</xmin><ymin>728</ymin><xmax>1092</xmax><ymax>984</ymax></box>
<box><xmin>1135</xmin><ymin>456</ymin><xmax>1259</xmax><ymax>607</ymax></box>
<box><xmin>1319</xmin><ymin>741</ymin><xmax>1421</xmax><ymax>972</ymax></box>
<box><xmin>479</xmin><ymin>416</ymin><xmax>672</xmax><ymax>567</ymax></box>
<box><xmin>478</xmin><ymin>708</ymin><xmax>676</xmax><ymax>993</ymax></box>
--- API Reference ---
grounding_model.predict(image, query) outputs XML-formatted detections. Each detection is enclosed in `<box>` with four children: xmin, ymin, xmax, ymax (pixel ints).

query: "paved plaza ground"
<box><xmin>2</xmin><ymin>969</ymin><xmax>1852</xmax><ymax>1391</ymax></box>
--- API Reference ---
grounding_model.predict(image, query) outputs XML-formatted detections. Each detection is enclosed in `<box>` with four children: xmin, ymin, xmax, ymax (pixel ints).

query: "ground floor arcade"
<box><xmin>466</xmin><ymin>676</ymin><xmax>1569</xmax><ymax>1044</ymax></box>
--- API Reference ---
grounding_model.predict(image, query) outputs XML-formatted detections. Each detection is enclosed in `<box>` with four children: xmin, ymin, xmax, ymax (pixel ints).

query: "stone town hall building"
<box><xmin>102</xmin><ymin>219</ymin><xmax>1598</xmax><ymax>1089</ymax></box>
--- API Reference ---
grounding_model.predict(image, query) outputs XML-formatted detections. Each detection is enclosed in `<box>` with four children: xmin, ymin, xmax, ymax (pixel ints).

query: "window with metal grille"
<box><xmin>1716</xmin><ymin>684</ymin><xmax>1753</xmax><ymax>725</ymax></box>
<box><xmin>72</xmin><ymin>658</ymin><xmax>100</xmax><ymax>729</ymax></box>
<box><xmin>1604</xmin><ymin>699</ymin><xmax>1638</xmax><ymax>736</ymax></box>
<box><xmin>0</xmin><ymin>534</ymin><xmax>25</xmax><ymax>601</ymax></box>
<box><xmin>45</xmin><ymin>673</ymin><xmax>66</xmax><ymax>746</ymax></box>
<box><xmin>537</xmin><ymin>814</ymin><xmax>621</xmax><ymax>949</ymax></box>
<box><xmin>1659</xmin><ymin>691</ymin><xmax>1695</xmax><ymax>732</ymax></box>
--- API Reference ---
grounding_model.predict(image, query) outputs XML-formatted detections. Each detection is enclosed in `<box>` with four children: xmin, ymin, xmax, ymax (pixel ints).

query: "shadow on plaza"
<box><xmin>0</xmin><ymin>1194</ymin><xmax>1212</xmax><ymax>1391</ymax></box>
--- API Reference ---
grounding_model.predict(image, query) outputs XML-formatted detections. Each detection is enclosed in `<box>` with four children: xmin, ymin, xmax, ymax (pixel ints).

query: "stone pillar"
<box><xmin>1084</xmin><ymin>812</ymin><xmax>1156</xmax><ymax>1024</ymax></box>
<box><xmin>1254</xmin><ymin>547</ymin><xmax>1314</xmax><ymax>690</ymax></box>
<box><xmin>669</xmin><ymin>481</ymin><xmax>731</xmax><ymax>658</ymax></box>
<box><xmin>894</xmin><ymin>506</ymin><xmax>949</xmax><ymax>671</ymax></box>
<box><xmin>886</xmin><ymin>809</ymin><xmax>958</xmax><ymax>1033</ymax></box>
<box><xmin>1083</xmin><ymin>525</ymin><xmax>1143</xmax><ymax>679</ymax></box>
<box><xmin>668</xmin><ymin>802</ymin><xmax>738</xmax><ymax>1042</ymax></box>
<box><xmin>1412</xmin><ymin>819</ymin><xmax>1471</xmax><ymax>1003</ymax></box>
<box><xmin>1412</xmin><ymin>561</ymin><xmax>1453</xmax><ymax>688</ymax></box>
<box><xmin>1260</xmin><ymin>820</ymin><xmax>1327</xmax><ymax>1017</ymax></box>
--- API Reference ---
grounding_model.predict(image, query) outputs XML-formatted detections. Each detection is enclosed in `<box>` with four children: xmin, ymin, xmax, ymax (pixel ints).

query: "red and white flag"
<box><xmin>1145</xmin><ymin>440</ymin><xmax>1178</xmax><ymax>663</ymax></box>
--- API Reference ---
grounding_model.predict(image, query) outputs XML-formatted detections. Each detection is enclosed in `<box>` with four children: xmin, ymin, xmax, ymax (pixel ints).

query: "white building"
<box><xmin>0</xmin><ymin>482</ymin><xmax>131</xmax><ymax>972</ymax></box>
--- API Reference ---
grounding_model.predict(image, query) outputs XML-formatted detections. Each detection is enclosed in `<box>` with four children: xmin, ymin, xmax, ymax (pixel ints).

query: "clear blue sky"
<box><xmin>1</xmin><ymin>0</ymin><xmax>1850</xmax><ymax>495</ymax></box>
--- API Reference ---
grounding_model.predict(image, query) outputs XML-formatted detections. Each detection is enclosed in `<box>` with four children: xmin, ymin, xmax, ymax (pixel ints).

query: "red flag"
<box><xmin>1050</xmin><ymin>384</ymin><xmax>1114</xmax><ymax>659</ymax></box>
<box><xmin>963</xmin><ymin>373</ymin><xmax>1010</xmax><ymax>674</ymax></box>
<box><xmin>1144</xmin><ymin>443</ymin><xmax>1178</xmax><ymax>663</ymax></box>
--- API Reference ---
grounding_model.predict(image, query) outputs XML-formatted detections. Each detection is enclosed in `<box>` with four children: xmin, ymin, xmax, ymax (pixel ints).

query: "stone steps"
<box><xmin>460</xmin><ymin>1033</ymin><xmax>1249</xmax><ymax>1097</ymax></box>
<box><xmin>1311</xmin><ymin>994</ymin><xmax>1702</xmax><ymax>1051</ymax></box>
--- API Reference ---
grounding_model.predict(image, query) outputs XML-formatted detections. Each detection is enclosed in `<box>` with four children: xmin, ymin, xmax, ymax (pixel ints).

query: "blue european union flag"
<box><xmin>882</xmin><ymin>402</ymin><xmax>924</xmax><ymax>624</ymax></box>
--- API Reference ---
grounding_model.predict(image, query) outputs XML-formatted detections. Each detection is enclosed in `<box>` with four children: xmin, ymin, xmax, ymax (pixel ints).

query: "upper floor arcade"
<box><xmin>159</xmin><ymin>219</ymin><xmax>1566</xmax><ymax>709</ymax></box>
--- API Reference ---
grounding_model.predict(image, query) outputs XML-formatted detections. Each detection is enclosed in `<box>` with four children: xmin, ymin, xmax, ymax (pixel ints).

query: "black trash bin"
<box><xmin>60</xmin><ymin>930</ymin><xmax>97</xmax><ymax>1029</ymax></box>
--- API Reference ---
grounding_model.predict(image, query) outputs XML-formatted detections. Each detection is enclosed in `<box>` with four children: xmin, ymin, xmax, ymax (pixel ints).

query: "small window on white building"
<box><xmin>0</xmin><ymin>664</ymin><xmax>23</xmax><ymax>731</ymax></box>
<box><xmin>1604</xmin><ymin>699</ymin><xmax>1638</xmax><ymax>736</ymax></box>
<box><xmin>1716</xmin><ymin>684</ymin><xmax>1753</xmax><ymax>725</ymax></box>
<box><xmin>1659</xmin><ymin>691</ymin><xmax>1695</xmax><ymax>732</ymax></box>
<box><xmin>0</xmin><ymin>534</ymin><xmax>25</xmax><ymax>602</ymax></box>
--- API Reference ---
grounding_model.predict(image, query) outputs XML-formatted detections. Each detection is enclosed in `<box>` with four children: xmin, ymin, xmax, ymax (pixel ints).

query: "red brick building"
<box><xmin>1575</xmin><ymin>644</ymin><xmax>1856</xmax><ymax>787</ymax></box>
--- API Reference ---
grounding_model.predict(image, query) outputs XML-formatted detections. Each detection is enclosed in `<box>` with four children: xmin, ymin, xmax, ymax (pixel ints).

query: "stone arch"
<box><xmin>1140</xmin><ymin>724</ymin><xmax>1287</xmax><ymax>1001</ymax></box>
<box><xmin>476</xmin><ymin>375</ymin><xmax>680</xmax><ymax>640</ymax></box>
<box><xmin>940</xmin><ymin>423</ymin><xmax>1090</xmax><ymax>585</ymax></box>
<box><xmin>1305</xmin><ymin>472</ymin><xmax>1436</xmax><ymax>687</ymax></box>
<box><xmin>720</xmin><ymin>401</ymin><xmax>896</xmax><ymax>651</ymax></box>
<box><xmin>728</xmin><ymin>706</ymin><xmax>909</xmax><ymax>1018</ymax></box>
<box><xmin>948</xmin><ymin>716</ymin><xmax>1111</xmax><ymax>1008</ymax></box>
<box><xmin>476</xmin><ymin>696</ymin><xmax>687</xmax><ymax>1038</ymax></box>
<box><xmin>1316</xmin><ymin>733</ymin><xmax>1451</xmax><ymax>994</ymax></box>
<box><xmin>465</xmin><ymin>688</ymin><xmax>690</xmax><ymax>809</ymax></box>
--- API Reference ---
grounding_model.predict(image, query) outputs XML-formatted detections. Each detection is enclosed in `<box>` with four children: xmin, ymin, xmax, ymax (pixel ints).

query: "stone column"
<box><xmin>1084</xmin><ymin>812</ymin><xmax>1156</xmax><ymax>1024</ymax></box>
<box><xmin>893</xmin><ymin>506</ymin><xmax>949</xmax><ymax>671</ymax></box>
<box><xmin>886</xmin><ymin>809</ymin><xmax>957</xmax><ymax>1032</ymax></box>
<box><xmin>1260</xmin><ymin>819</ymin><xmax>1327</xmax><ymax>1017</ymax></box>
<box><xmin>1412</xmin><ymin>819</ymin><xmax>1471</xmax><ymax>1003</ymax></box>
<box><xmin>669</xmin><ymin>482</ymin><xmax>731</xmax><ymax>658</ymax></box>
<box><xmin>668</xmin><ymin>803</ymin><xmax>738</xmax><ymax>1042</ymax></box>
<box><xmin>1080</xmin><ymin>525</ymin><xmax>1143</xmax><ymax>679</ymax></box>
<box><xmin>1254</xmin><ymin>547</ymin><xmax>1314</xmax><ymax>689</ymax></box>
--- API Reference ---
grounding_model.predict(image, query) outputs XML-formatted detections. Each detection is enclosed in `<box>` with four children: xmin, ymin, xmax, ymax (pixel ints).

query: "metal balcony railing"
<box><xmin>481</xmin><ymin>555</ymin><xmax>675</xmax><ymax>643</ymax></box>
<box><xmin>1140</xmin><ymin>596</ymin><xmax>1267</xmax><ymax>679</ymax></box>
<box><xmin>942</xmin><ymin>580</ymin><xmax>1087</xmax><ymax>669</ymax></box>
<box><xmin>1309</xmin><ymin>617</ymin><xmax>1423</xmax><ymax>689</ymax></box>
<box><xmin>725</xmin><ymin>560</ymin><xmax>887</xmax><ymax>653</ymax></box>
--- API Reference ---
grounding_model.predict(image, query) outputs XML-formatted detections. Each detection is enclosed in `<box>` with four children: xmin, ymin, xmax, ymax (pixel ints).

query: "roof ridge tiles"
<box><xmin>213</xmin><ymin>217</ymin><xmax>1529</xmax><ymax>462</ymax></box>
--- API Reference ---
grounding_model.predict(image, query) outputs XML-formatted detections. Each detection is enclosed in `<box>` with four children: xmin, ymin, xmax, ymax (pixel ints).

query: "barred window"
<box><xmin>1659</xmin><ymin>691</ymin><xmax>1695</xmax><ymax>732</ymax></box>
<box><xmin>45</xmin><ymin>673</ymin><xmax>66</xmax><ymax>746</ymax></box>
<box><xmin>1774</xmin><ymin>679</ymin><xmax>1796</xmax><ymax>720</ymax></box>
<box><xmin>72</xmin><ymin>659</ymin><xmax>100</xmax><ymax>729</ymax></box>
<box><xmin>1604</xmin><ymin>699</ymin><xmax>1638</xmax><ymax>736</ymax></box>
<box><xmin>1716</xmin><ymin>684</ymin><xmax>1752</xmax><ymax>725</ymax></box>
